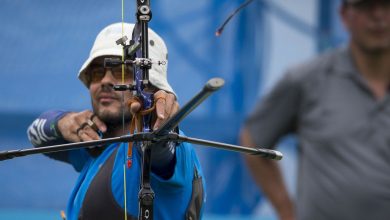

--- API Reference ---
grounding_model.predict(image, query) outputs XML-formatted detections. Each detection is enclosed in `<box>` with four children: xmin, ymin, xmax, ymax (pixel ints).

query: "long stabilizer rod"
<box><xmin>177</xmin><ymin>135</ymin><xmax>283</xmax><ymax>160</ymax></box>
<box><xmin>154</xmin><ymin>78</ymin><xmax>224</xmax><ymax>136</ymax></box>
<box><xmin>0</xmin><ymin>134</ymin><xmax>136</xmax><ymax>161</ymax></box>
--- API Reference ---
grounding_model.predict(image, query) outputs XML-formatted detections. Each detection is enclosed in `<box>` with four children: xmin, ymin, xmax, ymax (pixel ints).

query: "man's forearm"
<box><xmin>240</xmin><ymin>128</ymin><xmax>295</xmax><ymax>220</ymax></box>
<box><xmin>27</xmin><ymin>110</ymin><xmax>69</xmax><ymax>147</ymax></box>
<box><xmin>245</xmin><ymin>155</ymin><xmax>295</xmax><ymax>220</ymax></box>
<box><xmin>27</xmin><ymin>110</ymin><xmax>71</xmax><ymax>162</ymax></box>
<box><xmin>150</xmin><ymin>141</ymin><xmax>176</xmax><ymax>179</ymax></box>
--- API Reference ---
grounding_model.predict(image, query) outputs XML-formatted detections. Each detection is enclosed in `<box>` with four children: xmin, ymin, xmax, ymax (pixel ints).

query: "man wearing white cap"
<box><xmin>241</xmin><ymin>0</ymin><xmax>390</xmax><ymax>220</ymax></box>
<box><xmin>27</xmin><ymin>23</ymin><xmax>205</xmax><ymax>220</ymax></box>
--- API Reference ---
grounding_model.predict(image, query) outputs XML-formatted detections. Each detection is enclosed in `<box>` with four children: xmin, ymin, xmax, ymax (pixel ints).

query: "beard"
<box><xmin>98</xmin><ymin>108</ymin><xmax>132</xmax><ymax>127</ymax></box>
<box><xmin>92</xmin><ymin>101</ymin><xmax>133</xmax><ymax>135</ymax></box>
<box><xmin>91</xmin><ymin>83</ymin><xmax>133</xmax><ymax>134</ymax></box>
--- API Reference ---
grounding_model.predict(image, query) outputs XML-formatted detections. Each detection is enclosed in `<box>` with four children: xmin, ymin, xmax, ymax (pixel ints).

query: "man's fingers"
<box><xmin>90</xmin><ymin>114</ymin><xmax>107</xmax><ymax>133</ymax></box>
<box><xmin>78</xmin><ymin>130</ymin><xmax>94</xmax><ymax>142</ymax></box>
<box><xmin>57</xmin><ymin>110</ymin><xmax>107</xmax><ymax>143</ymax></box>
<box><xmin>74</xmin><ymin>110</ymin><xmax>91</xmax><ymax>125</ymax></box>
<box><xmin>152</xmin><ymin>90</ymin><xmax>179</xmax><ymax>130</ymax></box>
<box><xmin>130</xmin><ymin>102</ymin><xmax>141</xmax><ymax>114</ymax></box>
<box><xmin>170</xmin><ymin>101</ymin><xmax>180</xmax><ymax>118</ymax></box>
<box><xmin>74</xmin><ymin>111</ymin><xmax>105</xmax><ymax>135</ymax></box>
<box><xmin>153</xmin><ymin>97</ymin><xmax>166</xmax><ymax>130</ymax></box>
<box><xmin>57</xmin><ymin>113</ymin><xmax>82</xmax><ymax>142</ymax></box>
<box><xmin>164</xmin><ymin>93</ymin><xmax>176</xmax><ymax>118</ymax></box>
<box><xmin>155</xmin><ymin>97</ymin><xmax>167</xmax><ymax>119</ymax></box>
<box><xmin>78</xmin><ymin>126</ymin><xmax>101</xmax><ymax>141</ymax></box>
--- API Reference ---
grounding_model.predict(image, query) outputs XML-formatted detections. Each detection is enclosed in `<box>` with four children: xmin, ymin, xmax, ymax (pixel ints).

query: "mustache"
<box><xmin>101</xmin><ymin>83</ymin><xmax>114</xmax><ymax>92</ymax></box>
<box><xmin>97</xmin><ymin>84</ymin><xmax>120</xmax><ymax>99</ymax></box>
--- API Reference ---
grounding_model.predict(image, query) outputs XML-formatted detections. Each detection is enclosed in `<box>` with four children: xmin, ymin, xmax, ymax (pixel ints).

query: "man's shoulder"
<box><xmin>286</xmin><ymin>46</ymin><xmax>346</xmax><ymax>82</ymax></box>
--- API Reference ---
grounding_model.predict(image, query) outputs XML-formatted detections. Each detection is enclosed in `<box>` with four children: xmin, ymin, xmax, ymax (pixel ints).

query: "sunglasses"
<box><xmin>88</xmin><ymin>65</ymin><xmax>133</xmax><ymax>83</ymax></box>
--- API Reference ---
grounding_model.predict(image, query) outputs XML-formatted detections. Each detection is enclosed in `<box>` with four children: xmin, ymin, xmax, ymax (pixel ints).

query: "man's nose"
<box><xmin>100</xmin><ymin>70</ymin><xmax>116</xmax><ymax>85</ymax></box>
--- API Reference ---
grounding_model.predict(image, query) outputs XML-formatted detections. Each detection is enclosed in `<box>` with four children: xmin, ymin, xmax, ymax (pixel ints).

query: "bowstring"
<box><xmin>121</xmin><ymin>0</ymin><xmax>128</xmax><ymax>220</ymax></box>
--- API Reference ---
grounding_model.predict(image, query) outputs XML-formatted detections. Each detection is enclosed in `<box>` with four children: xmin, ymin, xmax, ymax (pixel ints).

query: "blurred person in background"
<box><xmin>240</xmin><ymin>0</ymin><xmax>390</xmax><ymax>219</ymax></box>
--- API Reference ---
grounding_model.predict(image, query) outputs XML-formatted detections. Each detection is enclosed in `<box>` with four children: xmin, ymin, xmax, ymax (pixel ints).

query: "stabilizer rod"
<box><xmin>0</xmin><ymin>135</ymin><xmax>135</xmax><ymax>161</ymax></box>
<box><xmin>154</xmin><ymin>78</ymin><xmax>224</xmax><ymax>136</ymax></box>
<box><xmin>177</xmin><ymin>135</ymin><xmax>282</xmax><ymax>160</ymax></box>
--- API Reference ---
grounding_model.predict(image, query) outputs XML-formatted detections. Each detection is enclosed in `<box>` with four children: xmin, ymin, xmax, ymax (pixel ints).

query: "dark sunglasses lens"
<box><xmin>90</xmin><ymin>68</ymin><xmax>105</xmax><ymax>82</ymax></box>
<box><xmin>112</xmin><ymin>67</ymin><xmax>132</xmax><ymax>81</ymax></box>
<box><xmin>89</xmin><ymin>66</ymin><xmax>132</xmax><ymax>83</ymax></box>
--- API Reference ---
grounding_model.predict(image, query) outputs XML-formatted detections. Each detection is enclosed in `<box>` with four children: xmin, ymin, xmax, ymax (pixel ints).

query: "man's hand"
<box><xmin>129</xmin><ymin>90</ymin><xmax>179</xmax><ymax>130</ymax></box>
<box><xmin>58</xmin><ymin>90</ymin><xmax>178</xmax><ymax>143</ymax></box>
<box><xmin>57</xmin><ymin>110</ymin><xmax>107</xmax><ymax>142</ymax></box>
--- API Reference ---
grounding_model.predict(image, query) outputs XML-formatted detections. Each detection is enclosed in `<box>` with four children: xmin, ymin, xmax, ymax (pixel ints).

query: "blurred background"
<box><xmin>0</xmin><ymin>0</ymin><xmax>348</xmax><ymax>219</ymax></box>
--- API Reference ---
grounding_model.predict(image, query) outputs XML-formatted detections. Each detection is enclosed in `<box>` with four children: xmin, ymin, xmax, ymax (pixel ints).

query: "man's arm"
<box><xmin>241</xmin><ymin>128</ymin><xmax>295</xmax><ymax>220</ymax></box>
<box><xmin>27</xmin><ymin>110</ymin><xmax>71</xmax><ymax>163</ymax></box>
<box><xmin>241</xmin><ymin>71</ymin><xmax>302</xmax><ymax>220</ymax></box>
<box><xmin>27</xmin><ymin>110</ymin><xmax>99</xmax><ymax>171</ymax></box>
<box><xmin>27</xmin><ymin>110</ymin><xmax>69</xmax><ymax>147</ymax></box>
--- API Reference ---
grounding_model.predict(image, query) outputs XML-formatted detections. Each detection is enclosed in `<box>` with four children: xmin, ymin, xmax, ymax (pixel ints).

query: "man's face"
<box><xmin>341</xmin><ymin>0</ymin><xmax>390</xmax><ymax>53</ymax></box>
<box><xmin>88</xmin><ymin>56</ymin><xmax>133</xmax><ymax>127</ymax></box>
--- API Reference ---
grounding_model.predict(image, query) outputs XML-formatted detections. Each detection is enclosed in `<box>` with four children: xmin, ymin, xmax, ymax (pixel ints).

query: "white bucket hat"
<box><xmin>78</xmin><ymin>22</ymin><xmax>175</xmax><ymax>95</ymax></box>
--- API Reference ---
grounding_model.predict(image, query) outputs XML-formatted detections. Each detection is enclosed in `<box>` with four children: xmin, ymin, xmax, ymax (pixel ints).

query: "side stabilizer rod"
<box><xmin>0</xmin><ymin>132</ymin><xmax>282</xmax><ymax>161</ymax></box>
<box><xmin>177</xmin><ymin>135</ymin><xmax>283</xmax><ymax>160</ymax></box>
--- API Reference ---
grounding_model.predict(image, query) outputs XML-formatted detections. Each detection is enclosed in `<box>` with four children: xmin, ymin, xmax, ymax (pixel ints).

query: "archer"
<box><xmin>27</xmin><ymin>22</ymin><xmax>205</xmax><ymax>220</ymax></box>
